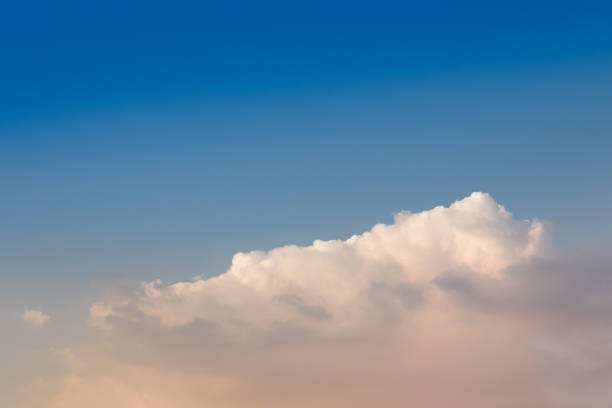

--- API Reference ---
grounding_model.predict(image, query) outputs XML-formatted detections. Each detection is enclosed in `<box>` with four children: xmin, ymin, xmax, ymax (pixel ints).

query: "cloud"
<box><xmin>21</xmin><ymin>192</ymin><xmax>612</xmax><ymax>407</ymax></box>
<box><xmin>22</xmin><ymin>309</ymin><xmax>50</xmax><ymax>328</ymax></box>
<box><xmin>89</xmin><ymin>192</ymin><xmax>546</xmax><ymax>332</ymax></box>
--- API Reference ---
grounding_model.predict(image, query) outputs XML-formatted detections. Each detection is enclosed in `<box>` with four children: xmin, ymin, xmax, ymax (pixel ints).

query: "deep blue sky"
<box><xmin>3</xmin><ymin>1</ymin><xmax>612</xmax><ymax>121</ymax></box>
<box><xmin>1</xmin><ymin>1</ymin><xmax>612</xmax><ymax>319</ymax></box>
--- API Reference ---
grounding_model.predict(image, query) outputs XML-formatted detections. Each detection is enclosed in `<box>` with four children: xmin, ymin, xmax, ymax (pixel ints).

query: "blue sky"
<box><xmin>2</xmin><ymin>2</ymin><xmax>612</xmax><ymax>405</ymax></box>
<box><xmin>2</xmin><ymin>0</ymin><xmax>612</xmax><ymax>344</ymax></box>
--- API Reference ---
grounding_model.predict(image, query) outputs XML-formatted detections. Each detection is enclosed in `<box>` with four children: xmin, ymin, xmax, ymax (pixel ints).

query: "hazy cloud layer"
<box><xmin>22</xmin><ymin>193</ymin><xmax>612</xmax><ymax>407</ymax></box>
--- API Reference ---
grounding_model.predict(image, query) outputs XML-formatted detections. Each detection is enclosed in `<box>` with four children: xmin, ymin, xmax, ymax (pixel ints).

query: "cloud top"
<box><xmin>90</xmin><ymin>192</ymin><xmax>547</xmax><ymax>333</ymax></box>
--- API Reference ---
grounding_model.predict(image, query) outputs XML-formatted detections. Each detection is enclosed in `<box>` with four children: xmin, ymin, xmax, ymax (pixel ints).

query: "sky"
<box><xmin>2</xmin><ymin>2</ymin><xmax>612</xmax><ymax>407</ymax></box>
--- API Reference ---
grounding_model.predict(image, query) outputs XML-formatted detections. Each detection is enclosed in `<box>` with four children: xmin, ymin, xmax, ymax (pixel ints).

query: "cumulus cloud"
<box><xmin>22</xmin><ymin>309</ymin><xmax>50</xmax><ymax>328</ymax></box>
<box><xmin>89</xmin><ymin>192</ymin><xmax>547</xmax><ymax>332</ymax></box>
<box><xmin>21</xmin><ymin>193</ymin><xmax>612</xmax><ymax>407</ymax></box>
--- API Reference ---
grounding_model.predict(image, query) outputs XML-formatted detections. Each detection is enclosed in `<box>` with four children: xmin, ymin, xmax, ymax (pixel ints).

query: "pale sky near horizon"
<box><xmin>2</xmin><ymin>2</ymin><xmax>612</xmax><ymax>406</ymax></box>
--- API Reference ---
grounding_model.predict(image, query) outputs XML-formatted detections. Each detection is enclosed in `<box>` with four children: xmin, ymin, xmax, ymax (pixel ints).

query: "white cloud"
<box><xmin>90</xmin><ymin>192</ymin><xmax>547</xmax><ymax>331</ymax></box>
<box><xmin>23</xmin><ymin>309</ymin><xmax>50</xmax><ymax>328</ymax></box>
<box><xmin>18</xmin><ymin>192</ymin><xmax>612</xmax><ymax>407</ymax></box>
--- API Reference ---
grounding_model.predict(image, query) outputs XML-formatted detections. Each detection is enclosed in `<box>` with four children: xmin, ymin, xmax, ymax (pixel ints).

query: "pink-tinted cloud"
<box><xmin>23</xmin><ymin>309</ymin><xmax>50</xmax><ymax>328</ymax></box>
<box><xmin>21</xmin><ymin>193</ymin><xmax>612</xmax><ymax>407</ymax></box>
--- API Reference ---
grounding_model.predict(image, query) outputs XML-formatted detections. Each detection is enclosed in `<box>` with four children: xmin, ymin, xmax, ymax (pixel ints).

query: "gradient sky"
<box><xmin>2</xmin><ymin>2</ymin><xmax>612</xmax><ymax>406</ymax></box>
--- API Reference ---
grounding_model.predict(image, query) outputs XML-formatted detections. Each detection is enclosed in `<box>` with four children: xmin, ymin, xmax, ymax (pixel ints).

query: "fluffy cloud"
<box><xmin>22</xmin><ymin>309</ymin><xmax>50</xmax><ymax>328</ymax></box>
<box><xmin>23</xmin><ymin>193</ymin><xmax>612</xmax><ymax>407</ymax></box>
<box><xmin>90</xmin><ymin>192</ymin><xmax>546</xmax><ymax>332</ymax></box>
